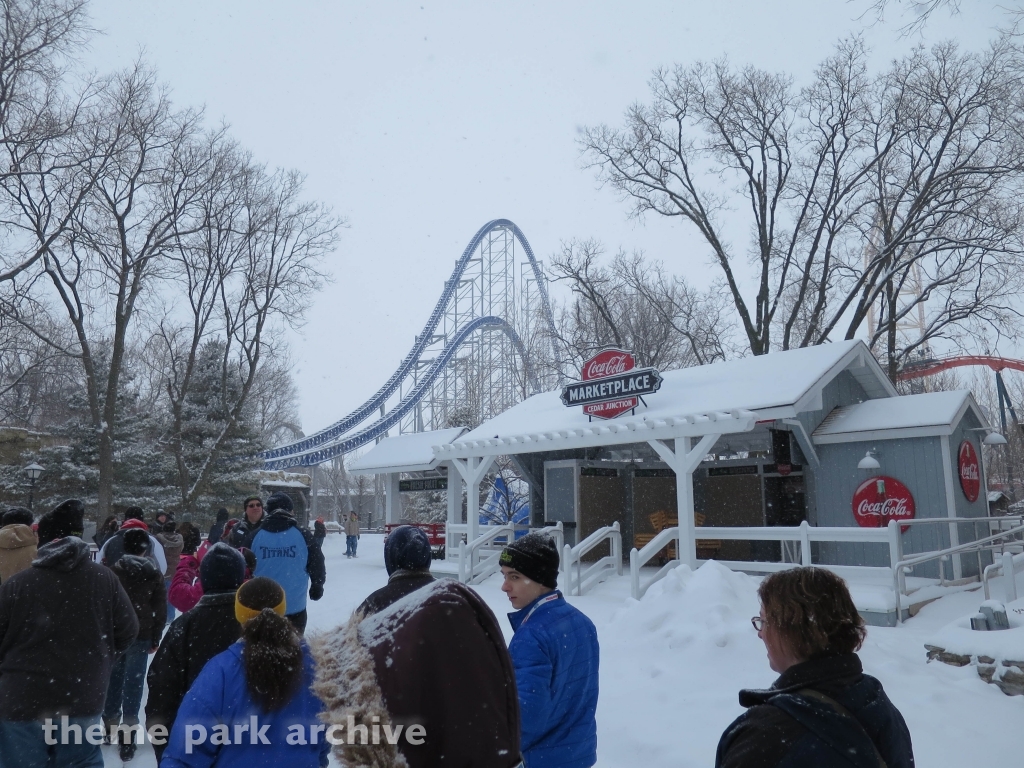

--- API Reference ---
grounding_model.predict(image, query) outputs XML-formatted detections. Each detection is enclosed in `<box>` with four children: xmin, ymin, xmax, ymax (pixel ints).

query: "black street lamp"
<box><xmin>23</xmin><ymin>462</ymin><xmax>44</xmax><ymax>510</ymax></box>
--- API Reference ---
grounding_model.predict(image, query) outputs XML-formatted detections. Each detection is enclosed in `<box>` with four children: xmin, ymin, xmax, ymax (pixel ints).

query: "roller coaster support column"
<box><xmin>385</xmin><ymin>473</ymin><xmax>402</xmax><ymax>524</ymax></box>
<box><xmin>451</xmin><ymin>456</ymin><xmax>494</xmax><ymax>542</ymax></box>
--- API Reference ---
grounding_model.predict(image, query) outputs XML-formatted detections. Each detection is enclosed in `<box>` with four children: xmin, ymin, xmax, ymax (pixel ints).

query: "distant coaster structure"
<box><xmin>899</xmin><ymin>354</ymin><xmax>1024</xmax><ymax>436</ymax></box>
<box><xmin>263</xmin><ymin>219</ymin><xmax>562</xmax><ymax>470</ymax></box>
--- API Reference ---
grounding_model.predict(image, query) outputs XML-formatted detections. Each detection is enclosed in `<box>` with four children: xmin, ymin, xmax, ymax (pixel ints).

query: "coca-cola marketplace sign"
<box><xmin>852</xmin><ymin>476</ymin><xmax>916</xmax><ymax>529</ymax></box>
<box><xmin>560</xmin><ymin>348</ymin><xmax>663</xmax><ymax>420</ymax></box>
<box><xmin>958</xmin><ymin>440</ymin><xmax>980</xmax><ymax>502</ymax></box>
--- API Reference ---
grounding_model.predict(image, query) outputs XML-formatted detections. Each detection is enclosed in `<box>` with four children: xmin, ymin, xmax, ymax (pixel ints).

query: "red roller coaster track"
<box><xmin>897</xmin><ymin>355</ymin><xmax>1024</xmax><ymax>381</ymax></box>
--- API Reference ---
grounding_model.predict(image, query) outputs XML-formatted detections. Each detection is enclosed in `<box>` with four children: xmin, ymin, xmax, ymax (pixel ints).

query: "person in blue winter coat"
<box><xmin>161</xmin><ymin>577</ymin><xmax>330</xmax><ymax>768</ymax></box>
<box><xmin>251</xmin><ymin>492</ymin><xmax>326</xmax><ymax>634</ymax></box>
<box><xmin>500</xmin><ymin>531</ymin><xmax>599</xmax><ymax>768</ymax></box>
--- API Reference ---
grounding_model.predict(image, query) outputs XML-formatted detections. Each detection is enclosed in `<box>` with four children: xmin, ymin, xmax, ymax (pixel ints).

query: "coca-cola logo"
<box><xmin>582</xmin><ymin>349</ymin><xmax>636</xmax><ymax>381</ymax></box>
<box><xmin>852</xmin><ymin>476</ymin><xmax>916</xmax><ymax>529</ymax></box>
<box><xmin>958</xmin><ymin>440</ymin><xmax>980</xmax><ymax>502</ymax></box>
<box><xmin>576</xmin><ymin>348</ymin><xmax>640</xmax><ymax>419</ymax></box>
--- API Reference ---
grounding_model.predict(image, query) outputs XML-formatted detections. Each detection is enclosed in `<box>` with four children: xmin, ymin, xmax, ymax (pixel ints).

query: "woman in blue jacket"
<box><xmin>161</xmin><ymin>577</ymin><xmax>330</xmax><ymax>768</ymax></box>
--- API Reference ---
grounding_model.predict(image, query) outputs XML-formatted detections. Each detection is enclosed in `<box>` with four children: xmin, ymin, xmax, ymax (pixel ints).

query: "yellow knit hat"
<box><xmin>234</xmin><ymin>577</ymin><xmax>287</xmax><ymax>625</ymax></box>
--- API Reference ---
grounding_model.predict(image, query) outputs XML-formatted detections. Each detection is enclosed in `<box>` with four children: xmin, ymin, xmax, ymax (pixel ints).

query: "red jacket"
<box><xmin>168</xmin><ymin>554</ymin><xmax>203</xmax><ymax>613</ymax></box>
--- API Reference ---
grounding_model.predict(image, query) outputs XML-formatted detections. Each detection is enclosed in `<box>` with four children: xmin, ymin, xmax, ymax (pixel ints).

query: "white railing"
<box><xmin>562</xmin><ymin>522</ymin><xmax>622</xmax><ymax>596</ymax></box>
<box><xmin>540</xmin><ymin>522</ymin><xmax>565</xmax><ymax>561</ymax></box>
<box><xmin>458</xmin><ymin>524</ymin><xmax>515</xmax><ymax>585</ymax></box>
<box><xmin>630</xmin><ymin>521</ymin><xmax>902</xmax><ymax>601</ymax></box>
<box><xmin>983</xmin><ymin>550</ymin><xmax>1024</xmax><ymax>602</ymax></box>
<box><xmin>893</xmin><ymin>522</ymin><xmax>1024</xmax><ymax>622</ymax></box>
<box><xmin>630</xmin><ymin>526</ymin><xmax>682</xmax><ymax>600</ymax></box>
<box><xmin>446</xmin><ymin>523</ymin><xmax>468</xmax><ymax>561</ymax></box>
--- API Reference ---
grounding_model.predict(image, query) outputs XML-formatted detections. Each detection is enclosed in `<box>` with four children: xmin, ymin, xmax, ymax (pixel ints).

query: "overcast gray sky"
<box><xmin>80</xmin><ymin>0</ymin><xmax>1006</xmax><ymax>436</ymax></box>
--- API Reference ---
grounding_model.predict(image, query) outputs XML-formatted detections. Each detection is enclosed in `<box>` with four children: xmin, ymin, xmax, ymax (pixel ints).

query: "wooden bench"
<box><xmin>633</xmin><ymin>510</ymin><xmax>722</xmax><ymax>564</ymax></box>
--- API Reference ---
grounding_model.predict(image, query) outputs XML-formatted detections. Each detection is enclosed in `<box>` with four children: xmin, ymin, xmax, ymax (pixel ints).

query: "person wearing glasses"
<box><xmin>230</xmin><ymin>496</ymin><xmax>265</xmax><ymax>549</ymax></box>
<box><xmin>716</xmin><ymin>567</ymin><xmax>914</xmax><ymax>768</ymax></box>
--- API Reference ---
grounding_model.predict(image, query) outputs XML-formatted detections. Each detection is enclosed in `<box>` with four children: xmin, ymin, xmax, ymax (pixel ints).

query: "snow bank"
<box><xmin>594</xmin><ymin>561</ymin><xmax>772</xmax><ymax>767</ymax></box>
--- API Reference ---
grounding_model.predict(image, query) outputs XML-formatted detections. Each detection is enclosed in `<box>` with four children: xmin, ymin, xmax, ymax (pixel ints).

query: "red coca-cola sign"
<box><xmin>958</xmin><ymin>440</ymin><xmax>980</xmax><ymax>502</ymax></box>
<box><xmin>582</xmin><ymin>349</ymin><xmax>636</xmax><ymax>381</ymax></box>
<box><xmin>852</xmin><ymin>476</ymin><xmax>916</xmax><ymax>529</ymax></box>
<box><xmin>582</xmin><ymin>348</ymin><xmax>637</xmax><ymax>419</ymax></box>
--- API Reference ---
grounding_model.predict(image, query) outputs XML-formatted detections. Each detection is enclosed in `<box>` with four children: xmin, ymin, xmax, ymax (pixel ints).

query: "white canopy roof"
<box><xmin>435</xmin><ymin>340</ymin><xmax>893</xmax><ymax>460</ymax></box>
<box><xmin>812</xmin><ymin>390</ymin><xmax>988</xmax><ymax>444</ymax></box>
<box><xmin>348</xmin><ymin>427</ymin><xmax>466</xmax><ymax>474</ymax></box>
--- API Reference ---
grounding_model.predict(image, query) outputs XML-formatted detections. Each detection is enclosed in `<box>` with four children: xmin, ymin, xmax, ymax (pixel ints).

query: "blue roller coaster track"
<box><xmin>262</xmin><ymin>219</ymin><xmax>560</xmax><ymax>470</ymax></box>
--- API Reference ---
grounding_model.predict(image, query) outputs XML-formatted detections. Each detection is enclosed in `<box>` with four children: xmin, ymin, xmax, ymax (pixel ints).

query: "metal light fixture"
<box><xmin>968</xmin><ymin>426</ymin><xmax>1010</xmax><ymax>446</ymax></box>
<box><xmin>857</xmin><ymin>450</ymin><xmax>881</xmax><ymax>470</ymax></box>
<box><xmin>23</xmin><ymin>462</ymin><xmax>44</xmax><ymax>510</ymax></box>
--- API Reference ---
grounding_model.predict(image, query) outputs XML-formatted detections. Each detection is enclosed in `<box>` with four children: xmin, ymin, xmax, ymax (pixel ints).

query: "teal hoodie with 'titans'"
<box><xmin>251</xmin><ymin>512</ymin><xmax>326</xmax><ymax>616</ymax></box>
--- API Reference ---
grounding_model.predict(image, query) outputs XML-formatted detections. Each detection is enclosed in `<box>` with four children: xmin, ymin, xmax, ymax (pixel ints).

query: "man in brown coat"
<box><xmin>0</xmin><ymin>507</ymin><xmax>36</xmax><ymax>583</ymax></box>
<box><xmin>312</xmin><ymin>578</ymin><xmax>522</xmax><ymax>768</ymax></box>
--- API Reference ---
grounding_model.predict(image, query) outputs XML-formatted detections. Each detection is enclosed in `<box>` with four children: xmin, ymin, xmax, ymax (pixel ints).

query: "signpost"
<box><xmin>560</xmin><ymin>348</ymin><xmax>662</xmax><ymax>420</ymax></box>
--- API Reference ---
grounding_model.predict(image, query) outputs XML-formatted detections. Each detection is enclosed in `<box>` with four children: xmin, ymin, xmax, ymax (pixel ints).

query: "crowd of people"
<box><xmin>0</xmin><ymin>495</ymin><xmax>916</xmax><ymax>768</ymax></box>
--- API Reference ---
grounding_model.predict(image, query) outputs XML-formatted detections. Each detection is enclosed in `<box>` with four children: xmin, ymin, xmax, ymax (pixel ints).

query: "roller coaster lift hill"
<box><xmin>262</xmin><ymin>220</ymin><xmax>562</xmax><ymax>471</ymax></box>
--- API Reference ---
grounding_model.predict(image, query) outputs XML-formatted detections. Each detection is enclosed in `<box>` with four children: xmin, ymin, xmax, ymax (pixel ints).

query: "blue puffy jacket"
<box><xmin>507</xmin><ymin>591</ymin><xmax>599</xmax><ymax>768</ymax></box>
<box><xmin>161</xmin><ymin>641</ymin><xmax>329</xmax><ymax>768</ymax></box>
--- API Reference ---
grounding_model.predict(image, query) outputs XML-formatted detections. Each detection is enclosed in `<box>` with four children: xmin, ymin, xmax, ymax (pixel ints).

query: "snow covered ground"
<box><xmin>105</xmin><ymin>533</ymin><xmax>1024</xmax><ymax>766</ymax></box>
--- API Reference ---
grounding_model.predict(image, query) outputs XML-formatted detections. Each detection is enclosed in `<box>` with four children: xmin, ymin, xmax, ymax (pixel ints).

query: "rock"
<box><xmin>924</xmin><ymin>644</ymin><xmax>1024</xmax><ymax>695</ymax></box>
<box><xmin>995</xmin><ymin>664</ymin><xmax>1024</xmax><ymax>696</ymax></box>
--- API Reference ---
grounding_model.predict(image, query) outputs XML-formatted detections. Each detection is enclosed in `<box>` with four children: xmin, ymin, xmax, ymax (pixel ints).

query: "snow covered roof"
<box><xmin>436</xmin><ymin>340</ymin><xmax>894</xmax><ymax>460</ymax></box>
<box><xmin>348</xmin><ymin>427</ymin><xmax>466</xmax><ymax>474</ymax></box>
<box><xmin>812</xmin><ymin>390</ymin><xmax>988</xmax><ymax>444</ymax></box>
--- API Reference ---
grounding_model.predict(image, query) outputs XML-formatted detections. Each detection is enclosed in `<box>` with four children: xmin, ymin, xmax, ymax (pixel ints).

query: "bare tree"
<box><xmin>549</xmin><ymin>239</ymin><xmax>727</xmax><ymax>377</ymax></box>
<box><xmin>0</xmin><ymin>0</ymin><xmax>95</xmax><ymax>283</ymax></box>
<box><xmin>0</xmin><ymin>64</ymin><xmax>212</xmax><ymax>516</ymax></box>
<box><xmin>582</xmin><ymin>38</ymin><xmax>1024</xmax><ymax>377</ymax></box>
<box><xmin>154</xmin><ymin>157</ymin><xmax>340</xmax><ymax>513</ymax></box>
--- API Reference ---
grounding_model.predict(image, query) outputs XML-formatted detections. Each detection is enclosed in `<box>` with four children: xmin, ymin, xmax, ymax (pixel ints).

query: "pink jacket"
<box><xmin>168</xmin><ymin>554</ymin><xmax>203</xmax><ymax>612</ymax></box>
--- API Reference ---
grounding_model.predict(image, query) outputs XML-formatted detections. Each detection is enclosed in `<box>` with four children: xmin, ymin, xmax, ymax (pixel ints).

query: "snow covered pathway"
<box><xmin>104</xmin><ymin>533</ymin><xmax>1022</xmax><ymax>766</ymax></box>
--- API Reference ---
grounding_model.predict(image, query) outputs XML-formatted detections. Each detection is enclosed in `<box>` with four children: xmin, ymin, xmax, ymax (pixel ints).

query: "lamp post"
<box><xmin>23</xmin><ymin>462</ymin><xmax>44</xmax><ymax>511</ymax></box>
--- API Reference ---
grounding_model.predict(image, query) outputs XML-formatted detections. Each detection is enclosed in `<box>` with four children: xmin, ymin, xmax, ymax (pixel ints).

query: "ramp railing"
<box><xmin>458</xmin><ymin>524</ymin><xmax>515</xmax><ymax>585</ymax></box>
<box><xmin>563</xmin><ymin>522</ymin><xmax>622</xmax><ymax>596</ymax></box>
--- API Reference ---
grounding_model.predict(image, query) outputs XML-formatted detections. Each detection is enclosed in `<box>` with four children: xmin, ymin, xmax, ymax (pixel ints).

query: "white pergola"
<box><xmin>436</xmin><ymin>409</ymin><xmax>759</xmax><ymax>568</ymax></box>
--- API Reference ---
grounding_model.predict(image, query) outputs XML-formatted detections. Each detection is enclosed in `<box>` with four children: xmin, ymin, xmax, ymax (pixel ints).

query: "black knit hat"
<box><xmin>200</xmin><ymin>543</ymin><xmax>246</xmax><ymax>593</ymax></box>
<box><xmin>38</xmin><ymin>499</ymin><xmax>85</xmax><ymax>543</ymax></box>
<box><xmin>1</xmin><ymin>507</ymin><xmax>33</xmax><ymax>527</ymax></box>
<box><xmin>384</xmin><ymin>525</ymin><xmax>432</xmax><ymax>576</ymax></box>
<box><xmin>123</xmin><ymin>528</ymin><xmax>149</xmax><ymax>556</ymax></box>
<box><xmin>265</xmin><ymin>492</ymin><xmax>293</xmax><ymax>514</ymax></box>
<box><xmin>500</xmin><ymin>531</ymin><xmax>560</xmax><ymax>589</ymax></box>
